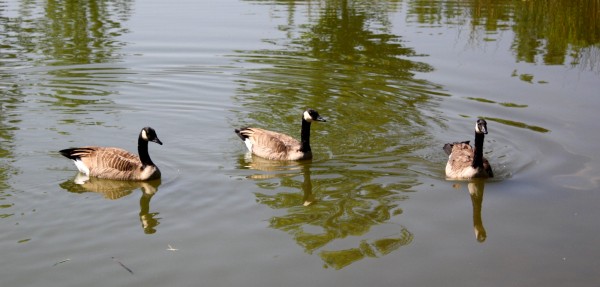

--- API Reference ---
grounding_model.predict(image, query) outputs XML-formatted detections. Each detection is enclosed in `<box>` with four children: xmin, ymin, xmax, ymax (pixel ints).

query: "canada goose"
<box><xmin>59</xmin><ymin>127</ymin><xmax>163</xmax><ymax>181</ymax></box>
<box><xmin>443</xmin><ymin>119</ymin><xmax>494</xmax><ymax>179</ymax></box>
<box><xmin>235</xmin><ymin>108</ymin><xmax>326</xmax><ymax>161</ymax></box>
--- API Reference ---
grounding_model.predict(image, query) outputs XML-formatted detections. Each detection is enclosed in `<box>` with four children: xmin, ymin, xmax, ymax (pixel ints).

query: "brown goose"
<box><xmin>443</xmin><ymin>119</ymin><xmax>494</xmax><ymax>179</ymax></box>
<box><xmin>235</xmin><ymin>109</ymin><xmax>326</xmax><ymax>161</ymax></box>
<box><xmin>60</xmin><ymin>127</ymin><xmax>163</xmax><ymax>181</ymax></box>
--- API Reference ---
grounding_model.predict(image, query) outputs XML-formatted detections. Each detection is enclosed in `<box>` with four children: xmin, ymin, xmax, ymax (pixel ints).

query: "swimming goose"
<box><xmin>59</xmin><ymin>127</ymin><xmax>163</xmax><ymax>181</ymax></box>
<box><xmin>443</xmin><ymin>119</ymin><xmax>493</xmax><ymax>179</ymax></box>
<box><xmin>235</xmin><ymin>108</ymin><xmax>326</xmax><ymax>161</ymax></box>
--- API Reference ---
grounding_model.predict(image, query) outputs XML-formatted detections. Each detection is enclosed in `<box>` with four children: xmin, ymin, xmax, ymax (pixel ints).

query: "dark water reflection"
<box><xmin>4</xmin><ymin>0</ymin><xmax>132</xmax><ymax>66</ymax></box>
<box><xmin>1</xmin><ymin>0</ymin><xmax>133</xmax><ymax>129</ymax></box>
<box><xmin>60</xmin><ymin>177</ymin><xmax>162</xmax><ymax>234</ymax></box>
<box><xmin>406</xmin><ymin>0</ymin><xmax>600</xmax><ymax>70</ymax></box>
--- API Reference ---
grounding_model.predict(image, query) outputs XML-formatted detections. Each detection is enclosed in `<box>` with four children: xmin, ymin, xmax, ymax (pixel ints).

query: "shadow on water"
<box><xmin>59</xmin><ymin>175</ymin><xmax>162</xmax><ymax>234</ymax></box>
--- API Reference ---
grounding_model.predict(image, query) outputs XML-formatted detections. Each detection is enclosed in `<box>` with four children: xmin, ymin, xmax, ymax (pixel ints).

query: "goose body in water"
<box><xmin>60</xmin><ymin>127</ymin><xmax>163</xmax><ymax>181</ymax></box>
<box><xmin>235</xmin><ymin>109</ymin><xmax>326</xmax><ymax>161</ymax></box>
<box><xmin>443</xmin><ymin>119</ymin><xmax>494</xmax><ymax>179</ymax></box>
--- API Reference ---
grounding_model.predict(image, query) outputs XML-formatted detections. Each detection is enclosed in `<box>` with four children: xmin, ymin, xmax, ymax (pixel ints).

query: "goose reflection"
<box><xmin>237</xmin><ymin>153</ymin><xmax>314</xmax><ymax>206</ymax></box>
<box><xmin>59</xmin><ymin>174</ymin><xmax>162</xmax><ymax>234</ymax></box>
<box><xmin>239</xmin><ymin>154</ymin><xmax>412</xmax><ymax>269</ymax></box>
<box><xmin>453</xmin><ymin>179</ymin><xmax>487</xmax><ymax>242</ymax></box>
<box><xmin>301</xmin><ymin>164</ymin><xmax>315</xmax><ymax>206</ymax></box>
<box><xmin>238</xmin><ymin>153</ymin><xmax>303</xmax><ymax>178</ymax></box>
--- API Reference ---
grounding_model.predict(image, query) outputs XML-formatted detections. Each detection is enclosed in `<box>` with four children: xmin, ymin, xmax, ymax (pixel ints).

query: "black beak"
<box><xmin>153</xmin><ymin>138</ymin><xmax>163</xmax><ymax>145</ymax></box>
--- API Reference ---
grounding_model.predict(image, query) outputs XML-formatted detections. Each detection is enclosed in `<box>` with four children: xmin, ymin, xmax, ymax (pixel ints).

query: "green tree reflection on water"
<box><xmin>0</xmin><ymin>0</ymin><xmax>132</xmax><ymax>219</ymax></box>
<box><xmin>236</xmin><ymin>0</ymin><xmax>441</xmax><ymax>269</ymax></box>
<box><xmin>239</xmin><ymin>156</ymin><xmax>417</xmax><ymax>269</ymax></box>
<box><xmin>407</xmin><ymin>0</ymin><xmax>600</xmax><ymax>69</ymax></box>
<box><xmin>236</xmin><ymin>0</ymin><xmax>600</xmax><ymax>269</ymax></box>
<box><xmin>0</xmin><ymin>0</ymin><xmax>133</xmax><ymax>132</ymax></box>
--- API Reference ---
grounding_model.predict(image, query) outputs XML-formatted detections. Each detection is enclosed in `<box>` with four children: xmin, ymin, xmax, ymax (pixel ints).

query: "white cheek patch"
<box><xmin>141</xmin><ymin>129</ymin><xmax>148</xmax><ymax>140</ymax></box>
<box><xmin>476</xmin><ymin>122</ymin><xmax>487</xmax><ymax>133</ymax></box>
<box><xmin>476</xmin><ymin>123</ymin><xmax>486</xmax><ymax>133</ymax></box>
<box><xmin>303</xmin><ymin>111</ymin><xmax>313</xmax><ymax>122</ymax></box>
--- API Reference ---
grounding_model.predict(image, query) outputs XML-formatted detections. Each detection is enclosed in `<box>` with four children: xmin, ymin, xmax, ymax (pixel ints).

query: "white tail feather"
<box><xmin>73</xmin><ymin>159</ymin><xmax>90</xmax><ymax>176</ymax></box>
<box><xmin>243</xmin><ymin>139</ymin><xmax>253</xmax><ymax>152</ymax></box>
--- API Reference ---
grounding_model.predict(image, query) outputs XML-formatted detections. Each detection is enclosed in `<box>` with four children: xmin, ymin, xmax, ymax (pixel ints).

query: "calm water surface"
<box><xmin>1</xmin><ymin>0</ymin><xmax>599</xmax><ymax>286</ymax></box>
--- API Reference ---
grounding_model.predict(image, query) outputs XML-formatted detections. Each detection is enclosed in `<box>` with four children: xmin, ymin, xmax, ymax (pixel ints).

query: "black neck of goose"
<box><xmin>300</xmin><ymin>118</ymin><xmax>312</xmax><ymax>152</ymax></box>
<box><xmin>472</xmin><ymin>132</ymin><xmax>485</xmax><ymax>168</ymax></box>
<box><xmin>138</xmin><ymin>136</ymin><xmax>154</xmax><ymax>168</ymax></box>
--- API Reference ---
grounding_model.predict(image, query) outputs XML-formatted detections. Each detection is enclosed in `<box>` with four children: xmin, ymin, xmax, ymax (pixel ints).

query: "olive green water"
<box><xmin>1</xmin><ymin>0</ymin><xmax>599</xmax><ymax>286</ymax></box>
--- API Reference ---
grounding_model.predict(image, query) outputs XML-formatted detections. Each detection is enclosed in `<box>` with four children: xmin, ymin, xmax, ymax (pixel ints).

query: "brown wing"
<box><xmin>448</xmin><ymin>142</ymin><xmax>474</xmax><ymax>170</ymax></box>
<box><xmin>77</xmin><ymin>147</ymin><xmax>143</xmax><ymax>179</ymax></box>
<box><xmin>445</xmin><ymin>142</ymin><xmax>493</xmax><ymax>179</ymax></box>
<box><xmin>241</xmin><ymin>128</ymin><xmax>301</xmax><ymax>160</ymax></box>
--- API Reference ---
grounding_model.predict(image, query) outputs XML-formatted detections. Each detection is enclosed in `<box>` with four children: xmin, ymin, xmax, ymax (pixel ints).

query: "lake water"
<box><xmin>1</xmin><ymin>0</ymin><xmax>599</xmax><ymax>286</ymax></box>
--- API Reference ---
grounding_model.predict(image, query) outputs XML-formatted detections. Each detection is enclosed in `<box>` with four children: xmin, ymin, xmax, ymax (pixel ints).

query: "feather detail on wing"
<box><xmin>238</xmin><ymin>128</ymin><xmax>302</xmax><ymax>160</ymax></box>
<box><xmin>445</xmin><ymin>142</ymin><xmax>492</xmax><ymax>179</ymax></box>
<box><xmin>448</xmin><ymin>142</ymin><xmax>474</xmax><ymax>166</ymax></box>
<box><xmin>62</xmin><ymin>147</ymin><xmax>149</xmax><ymax>180</ymax></box>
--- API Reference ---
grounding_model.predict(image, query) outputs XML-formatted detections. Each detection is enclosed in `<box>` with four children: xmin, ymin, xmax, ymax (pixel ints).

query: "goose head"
<box><xmin>475</xmin><ymin>119</ymin><xmax>488</xmax><ymax>135</ymax></box>
<box><xmin>303</xmin><ymin>109</ymin><xmax>327</xmax><ymax>123</ymax></box>
<box><xmin>141</xmin><ymin>127</ymin><xmax>163</xmax><ymax>145</ymax></box>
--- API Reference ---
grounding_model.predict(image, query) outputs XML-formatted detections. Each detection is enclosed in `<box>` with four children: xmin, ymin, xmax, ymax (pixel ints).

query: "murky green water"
<box><xmin>1</xmin><ymin>0</ymin><xmax>599</xmax><ymax>286</ymax></box>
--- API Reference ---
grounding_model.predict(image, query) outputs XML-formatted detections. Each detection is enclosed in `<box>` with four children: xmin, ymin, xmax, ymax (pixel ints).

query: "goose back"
<box><xmin>60</xmin><ymin>147</ymin><xmax>161</xmax><ymax>181</ymax></box>
<box><xmin>444</xmin><ymin>141</ymin><xmax>493</xmax><ymax>179</ymax></box>
<box><xmin>234</xmin><ymin>108</ymin><xmax>325</xmax><ymax>161</ymax></box>
<box><xmin>60</xmin><ymin>127</ymin><xmax>162</xmax><ymax>181</ymax></box>
<box><xmin>235</xmin><ymin>128</ymin><xmax>309</xmax><ymax>160</ymax></box>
